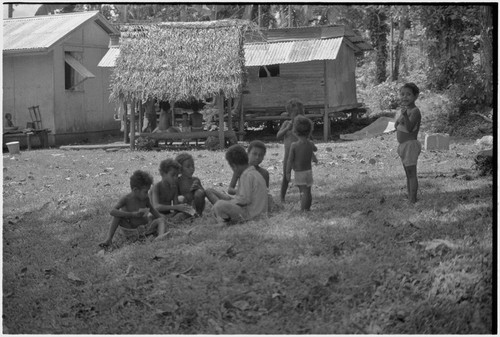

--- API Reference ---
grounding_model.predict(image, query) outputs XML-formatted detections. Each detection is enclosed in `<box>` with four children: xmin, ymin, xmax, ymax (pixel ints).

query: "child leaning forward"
<box><xmin>212</xmin><ymin>145</ymin><xmax>268</xmax><ymax>225</ymax></box>
<box><xmin>286</xmin><ymin>115</ymin><xmax>317</xmax><ymax>211</ymax></box>
<box><xmin>99</xmin><ymin>170</ymin><xmax>168</xmax><ymax>247</ymax></box>
<box><xmin>175</xmin><ymin>152</ymin><xmax>206</xmax><ymax>217</ymax></box>
<box><xmin>150</xmin><ymin>158</ymin><xmax>195</xmax><ymax>222</ymax></box>
<box><xmin>205</xmin><ymin>140</ymin><xmax>273</xmax><ymax>211</ymax></box>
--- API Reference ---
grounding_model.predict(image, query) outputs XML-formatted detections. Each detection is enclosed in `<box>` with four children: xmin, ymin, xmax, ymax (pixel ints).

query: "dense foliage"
<box><xmin>36</xmin><ymin>4</ymin><xmax>494</xmax><ymax>122</ymax></box>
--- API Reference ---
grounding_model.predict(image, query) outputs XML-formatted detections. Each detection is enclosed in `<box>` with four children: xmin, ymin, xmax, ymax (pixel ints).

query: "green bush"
<box><xmin>359</xmin><ymin>81</ymin><xmax>402</xmax><ymax>115</ymax></box>
<box><xmin>418</xmin><ymin>91</ymin><xmax>456</xmax><ymax>134</ymax></box>
<box><xmin>205</xmin><ymin>135</ymin><xmax>238</xmax><ymax>151</ymax></box>
<box><xmin>135</xmin><ymin>136</ymin><xmax>156</xmax><ymax>151</ymax></box>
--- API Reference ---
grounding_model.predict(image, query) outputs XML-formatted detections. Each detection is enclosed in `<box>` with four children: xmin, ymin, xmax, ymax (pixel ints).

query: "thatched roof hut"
<box><xmin>108</xmin><ymin>19</ymin><xmax>256</xmax><ymax>149</ymax></box>
<box><xmin>110</xmin><ymin>19</ymin><xmax>256</xmax><ymax>103</ymax></box>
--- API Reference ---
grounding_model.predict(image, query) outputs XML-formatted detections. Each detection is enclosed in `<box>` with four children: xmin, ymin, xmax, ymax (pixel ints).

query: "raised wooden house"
<box><xmin>3</xmin><ymin>11</ymin><xmax>120</xmax><ymax>147</ymax></box>
<box><xmin>242</xmin><ymin>26</ymin><xmax>371</xmax><ymax>140</ymax></box>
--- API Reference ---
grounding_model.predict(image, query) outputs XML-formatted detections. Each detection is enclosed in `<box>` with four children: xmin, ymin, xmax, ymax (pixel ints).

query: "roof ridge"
<box><xmin>4</xmin><ymin>11</ymin><xmax>98</xmax><ymax>21</ymax></box>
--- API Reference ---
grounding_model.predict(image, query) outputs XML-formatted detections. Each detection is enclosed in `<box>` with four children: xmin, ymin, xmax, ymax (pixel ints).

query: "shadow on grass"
<box><xmin>2</xmin><ymin>172</ymin><xmax>493</xmax><ymax>334</ymax></box>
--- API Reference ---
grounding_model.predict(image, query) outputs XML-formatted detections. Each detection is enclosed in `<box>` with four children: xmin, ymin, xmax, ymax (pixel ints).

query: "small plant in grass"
<box><xmin>135</xmin><ymin>136</ymin><xmax>156</xmax><ymax>151</ymax></box>
<box><xmin>205</xmin><ymin>135</ymin><xmax>237</xmax><ymax>151</ymax></box>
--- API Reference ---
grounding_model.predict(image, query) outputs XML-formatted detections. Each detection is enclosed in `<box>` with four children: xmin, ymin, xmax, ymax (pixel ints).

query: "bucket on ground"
<box><xmin>6</xmin><ymin>141</ymin><xmax>20</xmax><ymax>155</ymax></box>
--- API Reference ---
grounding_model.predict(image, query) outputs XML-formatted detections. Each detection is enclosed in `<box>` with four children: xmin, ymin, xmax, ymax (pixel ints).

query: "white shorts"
<box><xmin>294</xmin><ymin>170</ymin><xmax>313</xmax><ymax>187</ymax></box>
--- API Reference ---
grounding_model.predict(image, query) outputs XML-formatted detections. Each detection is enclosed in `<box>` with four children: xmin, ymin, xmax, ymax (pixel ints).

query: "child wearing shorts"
<box><xmin>99</xmin><ymin>170</ymin><xmax>167</xmax><ymax>247</ymax></box>
<box><xmin>394</xmin><ymin>82</ymin><xmax>422</xmax><ymax>204</ymax></box>
<box><xmin>286</xmin><ymin>115</ymin><xmax>317</xmax><ymax>211</ymax></box>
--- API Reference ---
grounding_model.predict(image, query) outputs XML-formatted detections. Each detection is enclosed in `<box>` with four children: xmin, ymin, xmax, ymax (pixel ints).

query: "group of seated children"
<box><xmin>100</xmin><ymin>83</ymin><xmax>422</xmax><ymax>248</ymax></box>
<box><xmin>99</xmin><ymin>141</ymin><xmax>273</xmax><ymax>247</ymax></box>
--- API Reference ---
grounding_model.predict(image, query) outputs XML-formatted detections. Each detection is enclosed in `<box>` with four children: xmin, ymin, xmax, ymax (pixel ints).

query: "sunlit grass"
<box><xmin>2</xmin><ymin>135</ymin><xmax>493</xmax><ymax>334</ymax></box>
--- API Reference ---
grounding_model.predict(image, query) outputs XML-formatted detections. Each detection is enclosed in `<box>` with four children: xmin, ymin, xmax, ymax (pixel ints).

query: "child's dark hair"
<box><xmin>248</xmin><ymin>140</ymin><xmax>266</xmax><ymax>155</ymax></box>
<box><xmin>159</xmin><ymin>158</ymin><xmax>181</xmax><ymax>174</ymax></box>
<box><xmin>285</xmin><ymin>98</ymin><xmax>304</xmax><ymax>115</ymax></box>
<box><xmin>401</xmin><ymin>83</ymin><xmax>420</xmax><ymax>96</ymax></box>
<box><xmin>5</xmin><ymin>113</ymin><xmax>12</xmax><ymax>119</ymax></box>
<box><xmin>293</xmin><ymin>115</ymin><xmax>313</xmax><ymax>137</ymax></box>
<box><xmin>159</xmin><ymin>100</ymin><xmax>171</xmax><ymax>111</ymax></box>
<box><xmin>225</xmin><ymin>144</ymin><xmax>248</xmax><ymax>166</ymax></box>
<box><xmin>175</xmin><ymin>152</ymin><xmax>193</xmax><ymax>166</ymax></box>
<box><xmin>130</xmin><ymin>170</ymin><xmax>153</xmax><ymax>190</ymax></box>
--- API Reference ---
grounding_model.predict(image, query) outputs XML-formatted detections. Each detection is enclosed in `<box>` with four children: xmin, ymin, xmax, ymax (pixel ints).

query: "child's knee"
<box><xmin>194</xmin><ymin>189</ymin><xmax>205</xmax><ymax>200</ymax></box>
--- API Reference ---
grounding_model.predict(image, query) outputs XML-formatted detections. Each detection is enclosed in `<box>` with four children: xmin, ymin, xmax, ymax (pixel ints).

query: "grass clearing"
<box><xmin>2</xmin><ymin>134</ymin><xmax>493</xmax><ymax>333</ymax></box>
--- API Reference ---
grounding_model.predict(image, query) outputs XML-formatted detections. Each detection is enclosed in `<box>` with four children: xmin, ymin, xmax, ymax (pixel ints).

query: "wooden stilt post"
<box><xmin>217</xmin><ymin>94</ymin><xmax>225</xmax><ymax>149</ymax></box>
<box><xmin>239</xmin><ymin>93</ymin><xmax>245</xmax><ymax>140</ymax></box>
<box><xmin>228</xmin><ymin>97</ymin><xmax>233</xmax><ymax>131</ymax></box>
<box><xmin>323</xmin><ymin>60</ymin><xmax>329</xmax><ymax>142</ymax></box>
<box><xmin>122</xmin><ymin>99</ymin><xmax>128</xmax><ymax>144</ymax></box>
<box><xmin>130</xmin><ymin>98</ymin><xmax>136</xmax><ymax>150</ymax></box>
<box><xmin>138</xmin><ymin>100</ymin><xmax>143</xmax><ymax>133</ymax></box>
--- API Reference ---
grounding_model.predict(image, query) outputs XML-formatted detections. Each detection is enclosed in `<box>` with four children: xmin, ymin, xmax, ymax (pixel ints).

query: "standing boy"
<box><xmin>286</xmin><ymin>115</ymin><xmax>317</xmax><ymax>211</ymax></box>
<box><xmin>99</xmin><ymin>170</ymin><xmax>167</xmax><ymax>247</ymax></box>
<box><xmin>212</xmin><ymin>145</ymin><xmax>268</xmax><ymax>225</ymax></box>
<box><xmin>394</xmin><ymin>82</ymin><xmax>422</xmax><ymax>204</ymax></box>
<box><xmin>277</xmin><ymin>99</ymin><xmax>317</xmax><ymax>203</ymax></box>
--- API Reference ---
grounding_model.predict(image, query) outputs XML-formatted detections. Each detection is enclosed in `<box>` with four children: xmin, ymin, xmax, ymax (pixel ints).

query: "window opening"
<box><xmin>259</xmin><ymin>64</ymin><xmax>280</xmax><ymax>78</ymax></box>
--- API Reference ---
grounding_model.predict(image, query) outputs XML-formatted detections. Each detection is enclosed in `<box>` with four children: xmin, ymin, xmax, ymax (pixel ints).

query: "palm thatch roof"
<box><xmin>110</xmin><ymin>19</ymin><xmax>257</xmax><ymax>103</ymax></box>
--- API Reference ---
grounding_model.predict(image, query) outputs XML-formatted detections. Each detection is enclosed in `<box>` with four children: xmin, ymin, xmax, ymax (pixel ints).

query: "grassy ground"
<box><xmin>2</xmin><ymin>130</ymin><xmax>493</xmax><ymax>333</ymax></box>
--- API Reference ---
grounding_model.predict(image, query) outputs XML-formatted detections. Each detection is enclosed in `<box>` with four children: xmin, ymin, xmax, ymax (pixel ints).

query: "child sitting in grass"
<box><xmin>277</xmin><ymin>99</ymin><xmax>317</xmax><ymax>203</ymax></box>
<box><xmin>205</xmin><ymin>140</ymin><xmax>270</xmax><ymax>205</ymax></box>
<box><xmin>211</xmin><ymin>144</ymin><xmax>268</xmax><ymax>225</ymax></box>
<box><xmin>150</xmin><ymin>158</ymin><xmax>194</xmax><ymax>222</ymax></box>
<box><xmin>286</xmin><ymin>115</ymin><xmax>318</xmax><ymax>211</ymax></box>
<box><xmin>99</xmin><ymin>170</ymin><xmax>167</xmax><ymax>248</ymax></box>
<box><xmin>175</xmin><ymin>152</ymin><xmax>206</xmax><ymax>217</ymax></box>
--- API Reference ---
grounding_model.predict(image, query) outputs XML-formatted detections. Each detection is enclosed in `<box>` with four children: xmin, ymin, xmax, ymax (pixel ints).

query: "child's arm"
<box><xmin>151</xmin><ymin>184</ymin><xmax>193</xmax><ymax>213</ymax></box>
<box><xmin>190</xmin><ymin>177</ymin><xmax>204</xmax><ymax>192</ymax></box>
<box><xmin>276</xmin><ymin>120</ymin><xmax>292</xmax><ymax>140</ymax></box>
<box><xmin>262</xmin><ymin>169</ymin><xmax>270</xmax><ymax>188</ymax></box>
<box><xmin>146</xmin><ymin>197</ymin><xmax>163</xmax><ymax>220</ymax></box>
<box><xmin>401</xmin><ymin>108</ymin><xmax>421</xmax><ymax>133</ymax></box>
<box><xmin>311</xmin><ymin>142</ymin><xmax>318</xmax><ymax>163</ymax></box>
<box><xmin>228</xmin><ymin>171</ymin><xmax>239</xmax><ymax>195</ymax></box>
<box><xmin>109</xmin><ymin>197</ymin><xmax>145</xmax><ymax>219</ymax></box>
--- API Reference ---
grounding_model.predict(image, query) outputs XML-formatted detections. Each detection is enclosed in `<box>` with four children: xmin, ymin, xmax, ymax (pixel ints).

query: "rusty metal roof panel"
<box><xmin>244</xmin><ymin>37</ymin><xmax>343</xmax><ymax>66</ymax></box>
<box><xmin>3</xmin><ymin>11</ymin><xmax>100</xmax><ymax>53</ymax></box>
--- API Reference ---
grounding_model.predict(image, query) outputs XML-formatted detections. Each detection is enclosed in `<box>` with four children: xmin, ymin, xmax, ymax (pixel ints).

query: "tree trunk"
<box><xmin>392</xmin><ymin>6</ymin><xmax>407</xmax><ymax>81</ymax></box>
<box><xmin>242</xmin><ymin>5</ymin><xmax>253</xmax><ymax>21</ymax></box>
<box><xmin>480</xmin><ymin>5</ymin><xmax>493</xmax><ymax>106</ymax></box>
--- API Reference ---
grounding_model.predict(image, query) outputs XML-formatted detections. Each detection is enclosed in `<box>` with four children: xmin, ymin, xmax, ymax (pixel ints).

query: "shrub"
<box><xmin>135</xmin><ymin>136</ymin><xmax>156</xmax><ymax>151</ymax></box>
<box><xmin>418</xmin><ymin>91</ymin><xmax>455</xmax><ymax>134</ymax></box>
<box><xmin>205</xmin><ymin>135</ymin><xmax>237</xmax><ymax>151</ymax></box>
<box><xmin>359</xmin><ymin>81</ymin><xmax>402</xmax><ymax>116</ymax></box>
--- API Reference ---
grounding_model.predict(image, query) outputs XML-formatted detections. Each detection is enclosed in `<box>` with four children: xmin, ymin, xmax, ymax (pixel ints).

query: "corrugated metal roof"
<box><xmin>98</xmin><ymin>47</ymin><xmax>119</xmax><ymax>67</ymax></box>
<box><xmin>244</xmin><ymin>38</ymin><xmax>343</xmax><ymax>66</ymax></box>
<box><xmin>3</xmin><ymin>11</ymin><xmax>107</xmax><ymax>53</ymax></box>
<box><xmin>98</xmin><ymin>37</ymin><xmax>346</xmax><ymax>68</ymax></box>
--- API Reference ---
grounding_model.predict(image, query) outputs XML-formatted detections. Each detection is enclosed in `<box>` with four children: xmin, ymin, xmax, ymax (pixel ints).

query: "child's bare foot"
<box><xmin>99</xmin><ymin>241</ymin><xmax>111</xmax><ymax>248</ymax></box>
